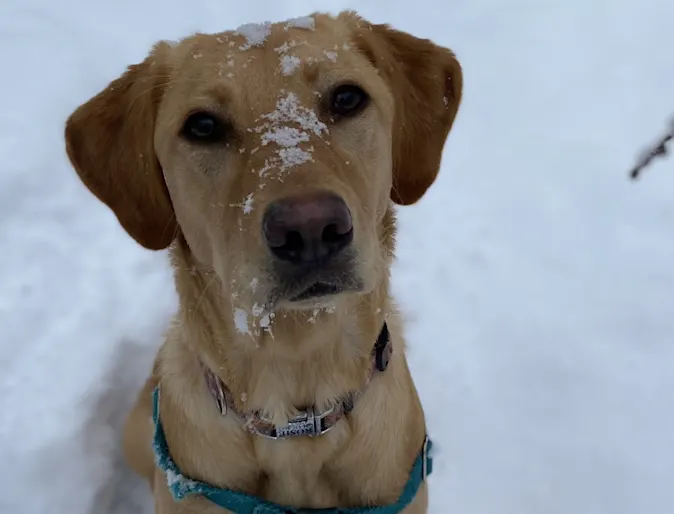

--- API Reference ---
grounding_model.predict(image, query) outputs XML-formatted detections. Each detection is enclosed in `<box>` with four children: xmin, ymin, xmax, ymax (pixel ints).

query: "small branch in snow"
<box><xmin>629</xmin><ymin>116</ymin><xmax>674</xmax><ymax>180</ymax></box>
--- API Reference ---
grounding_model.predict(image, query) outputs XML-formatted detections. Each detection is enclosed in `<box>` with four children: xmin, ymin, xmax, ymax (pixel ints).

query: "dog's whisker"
<box><xmin>192</xmin><ymin>273</ymin><xmax>218</xmax><ymax>322</ymax></box>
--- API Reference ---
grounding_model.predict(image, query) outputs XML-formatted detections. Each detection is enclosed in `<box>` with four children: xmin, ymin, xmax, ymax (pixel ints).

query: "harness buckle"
<box><xmin>421</xmin><ymin>436</ymin><xmax>430</xmax><ymax>480</ymax></box>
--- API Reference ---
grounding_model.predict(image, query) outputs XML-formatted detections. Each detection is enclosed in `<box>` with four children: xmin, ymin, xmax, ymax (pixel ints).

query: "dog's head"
<box><xmin>65</xmin><ymin>12</ymin><xmax>462</xmax><ymax>319</ymax></box>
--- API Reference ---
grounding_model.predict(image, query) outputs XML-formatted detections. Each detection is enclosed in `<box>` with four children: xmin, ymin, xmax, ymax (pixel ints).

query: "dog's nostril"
<box><xmin>286</xmin><ymin>231</ymin><xmax>304</xmax><ymax>250</ymax></box>
<box><xmin>282</xmin><ymin>231</ymin><xmax>304</xmax><ymax>259</ymax></box>
<box><xmin>322</xmin><ymin>223</ymin><xmax>352</xmax><ymax>245</ymax></box>
<box><xmin>322</xmin><ymin>224</ymin><xmax>340</xmax><ymax>243</ymax></box>
<box><xmin>264</xmin><ymin>229</ymin><xmax>305</xmax><ymax>262</ymax></box>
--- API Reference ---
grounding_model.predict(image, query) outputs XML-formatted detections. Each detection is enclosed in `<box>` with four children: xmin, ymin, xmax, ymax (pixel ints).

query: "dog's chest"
<box><xmin>252</xmin><ymin>430</ymin><xmax>349</xmax><ymax>508</ymax></box>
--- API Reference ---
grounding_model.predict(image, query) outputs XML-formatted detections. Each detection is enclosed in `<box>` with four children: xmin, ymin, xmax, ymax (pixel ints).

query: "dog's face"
<box><xmin>153</xmin><ymin>15</ymin><xmax>401</xmax><ymax>312</ymax></box>
<box><xmin>65</xmin><ymin>12</ymin><xmax>462</xmax><ymax>318</ymax></box>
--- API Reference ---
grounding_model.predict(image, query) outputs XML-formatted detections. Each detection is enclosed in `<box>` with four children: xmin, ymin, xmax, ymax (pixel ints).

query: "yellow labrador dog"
<box><xmin>64</xmin><ymin>11</ymin><xmax>462</xmax><ymax>514</ymax></box>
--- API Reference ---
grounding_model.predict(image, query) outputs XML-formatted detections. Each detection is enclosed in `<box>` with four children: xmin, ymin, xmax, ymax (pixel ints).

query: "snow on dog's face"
<box><xmin>64</xmin><ymin>11</ymin><xmax>462</xmax><ymax>316</ymax></box>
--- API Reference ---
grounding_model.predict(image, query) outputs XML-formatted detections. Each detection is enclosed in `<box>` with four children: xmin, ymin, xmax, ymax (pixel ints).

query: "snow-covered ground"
<box><xmin>1</xmin><ymin>0</ymin><xmax>673</xmax><ymax>513</ymax></box>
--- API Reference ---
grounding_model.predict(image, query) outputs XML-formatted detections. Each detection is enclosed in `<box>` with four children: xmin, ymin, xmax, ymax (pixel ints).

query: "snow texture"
<box><xmin>165</xmin><ymin>469</ymin><xmax>200</xmax><ymax>496</ymax></box>
<box><xmin>285</xmin><ymin>15</ymin><xmax>316</xmax><ymax>31</ymax></box>
<box><xmin>280</xmin><ymin>54</ymin><xmax>302</xmax><ymax>76</ymax></box>
<box><xmin>234</xmin><ymin>308</ymin><xmax>250</xmax><ymax>334</ymax></box>
<box><xmin>235</xmin><ymin>21</ymin><xmax>272</xmax><ymax>50</ymax></box>
<box><xmin>258</xmin><ymin>92</ymin><xmax>328</xmax><ymax>141</ymax></box>
<box><xmin>243</xmin><ymin>193</ymin><xmax>254</xmax><ymax>215</ymax></box>
<box><xmin>253</xmin><ymin>91</ymin><xmax>328</xmax><ymax>177</ymax></box>
<box><xmin>1</xmin><ymin>1</ymin><xmax>674</xmax><ymax>514</ymax></box>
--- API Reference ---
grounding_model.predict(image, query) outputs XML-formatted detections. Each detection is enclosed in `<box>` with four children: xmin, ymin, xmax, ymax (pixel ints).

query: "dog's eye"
<box><xmin>330</xmin><ymin>85</ymin><xmax>369</xmax><ymax>117</ymax></box>
<box><xmin>182</xmin><ymin>112</ymin><xmax>226</xmax><ymax>143</ymax></box>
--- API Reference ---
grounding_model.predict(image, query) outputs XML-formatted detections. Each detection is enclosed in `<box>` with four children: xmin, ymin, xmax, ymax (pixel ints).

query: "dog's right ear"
<box><xmin>64</xmin><ymin>43</ymin><xmax>176</xmax><ymax>250</ymax></box>
<box><xmin>343</xmin><ymin>12</ymin><xmax>463</xmax><ymax>206</ymax></box>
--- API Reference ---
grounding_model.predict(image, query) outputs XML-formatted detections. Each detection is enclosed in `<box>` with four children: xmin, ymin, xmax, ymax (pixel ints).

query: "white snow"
<box><xmin>280</xmin><ymin>53</ymin><xmax>301</xmax><ymax>76</ymax></box>
<box><xmin>252</xmin><ymin>303</ymin><xmax>264</xmax><ymax>317</ymax></box>
<box><xmin>258</xmin><ymin>314</ymin><xmax>272</xmax><ymax>330</ymax></box>
<box><xmin>242</xmin><ymin>193</ymin><xmax>254</xmax><ymax>215</ymax></box>
<box><xmin>275</xmin><ymin>40</ymin><xmax>299</xmax><ymax>54</ymax></box>
<box><xmin>165</xmin><ymin>468</ymin><xmax>200</xmax><ymax>495</ymax></box>
<box><xmin>278</xmin><ymin>146</ymin><xmax>314</xmax><ymax>168</ymax></box>
<box><xmin>1</xmin><ymin>1</ymin><xmax>674</xmax><ymax>514</ymax></box>
<box><xmin>233</xmin><ymin>308</ymin><xmax>249</xmax><ymax>334</ymax></box>
<box><xmin>258</xmin><ymin>92</ymin><xmax>328</xmax><ymax>139</ymax></box>
<box><xmin>284</xmin><ymin>15</ymin><xmax>315</xmax><ymax>31</ymax></box>
<box><xmin>248</xmin><ymin>303</ymin><xmax>274</xmax><ymax>335</ymax></box>
<box><xmin>254</xmin><ymin>91</ymin><xmax>327</xmax><ymax>176</ymax></box>
<box><xmin>234</xmin><ymin>21</ymin><xmax>272</xmax><ymax>50</ymax></box>
<box><xmin>262</xmin><ymin>125</ymin><xmax>309</xmax><ymax>148</ymax></box>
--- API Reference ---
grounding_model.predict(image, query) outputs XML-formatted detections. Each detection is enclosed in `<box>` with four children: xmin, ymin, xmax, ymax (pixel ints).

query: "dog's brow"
<box><xmin>190</xmin><ymin>85</ymin><xmax>233</xmax><ymax>111</ymax></box>
<box><xmin>301</xmin><ymin>59</ymin><xmax>321</xmax><ymax>84</ymax></box>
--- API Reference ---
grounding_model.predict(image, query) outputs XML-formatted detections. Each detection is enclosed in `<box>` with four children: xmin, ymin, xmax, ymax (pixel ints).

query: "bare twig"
<box><xmin>629</xmin><ymin>116</ymin><xmax>674</xmax><ymax>180</ymax></box>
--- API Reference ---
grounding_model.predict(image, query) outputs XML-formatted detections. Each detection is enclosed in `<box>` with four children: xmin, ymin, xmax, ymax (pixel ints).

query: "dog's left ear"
<box><xmin>64</xmin><ymin>42</ymin><xmax>177</xmax><ymax>250</ymax></box>
<box><xmin>347</xmin><ymin>13</ymin><xmax>463</xmax><ymax>205</ymax></box>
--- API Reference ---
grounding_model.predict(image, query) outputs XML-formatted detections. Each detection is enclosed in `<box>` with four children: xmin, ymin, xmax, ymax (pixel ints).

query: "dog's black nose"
<box><xmin>263</xmin><ymin>192</ymin><xmax>353</xmax><ymax>264</ymax></box>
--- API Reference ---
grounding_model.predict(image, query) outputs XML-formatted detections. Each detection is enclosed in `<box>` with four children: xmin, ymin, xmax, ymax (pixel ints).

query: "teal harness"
<box><xmin>151</xmin><ymin>386</ymin><xmax>433</xmax><ymax>513</ymax></box>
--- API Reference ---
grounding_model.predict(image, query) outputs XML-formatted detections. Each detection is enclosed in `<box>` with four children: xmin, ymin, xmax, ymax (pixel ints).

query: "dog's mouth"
<box><xmin>288</xmin><ymin>282</ymin><xmax>342</xmax><ymax>302</ymax></box>
<box><xmin>269</xmin><ymin>253</ymin><xmax>364</xmax><ymax>308</ymax></box>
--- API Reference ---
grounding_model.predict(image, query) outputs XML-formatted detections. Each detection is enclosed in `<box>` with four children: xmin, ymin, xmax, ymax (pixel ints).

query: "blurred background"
<box><xmin>1</xmin><ymin>0</ymin><xmax>673</xmax><ymax>513</ymax></box>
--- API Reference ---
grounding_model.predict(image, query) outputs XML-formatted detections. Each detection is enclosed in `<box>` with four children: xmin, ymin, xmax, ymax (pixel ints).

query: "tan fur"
<box><xmin>65</xmin><ymin>11</ymin><xmax>462</xmax><ymax>513</ymax></box>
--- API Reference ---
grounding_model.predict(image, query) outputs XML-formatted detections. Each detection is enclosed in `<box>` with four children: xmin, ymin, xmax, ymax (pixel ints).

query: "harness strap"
<box><xmin>152</xmin><ymin>386</ymin><xmax>433</xmax><ymax>514</ymax></box>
